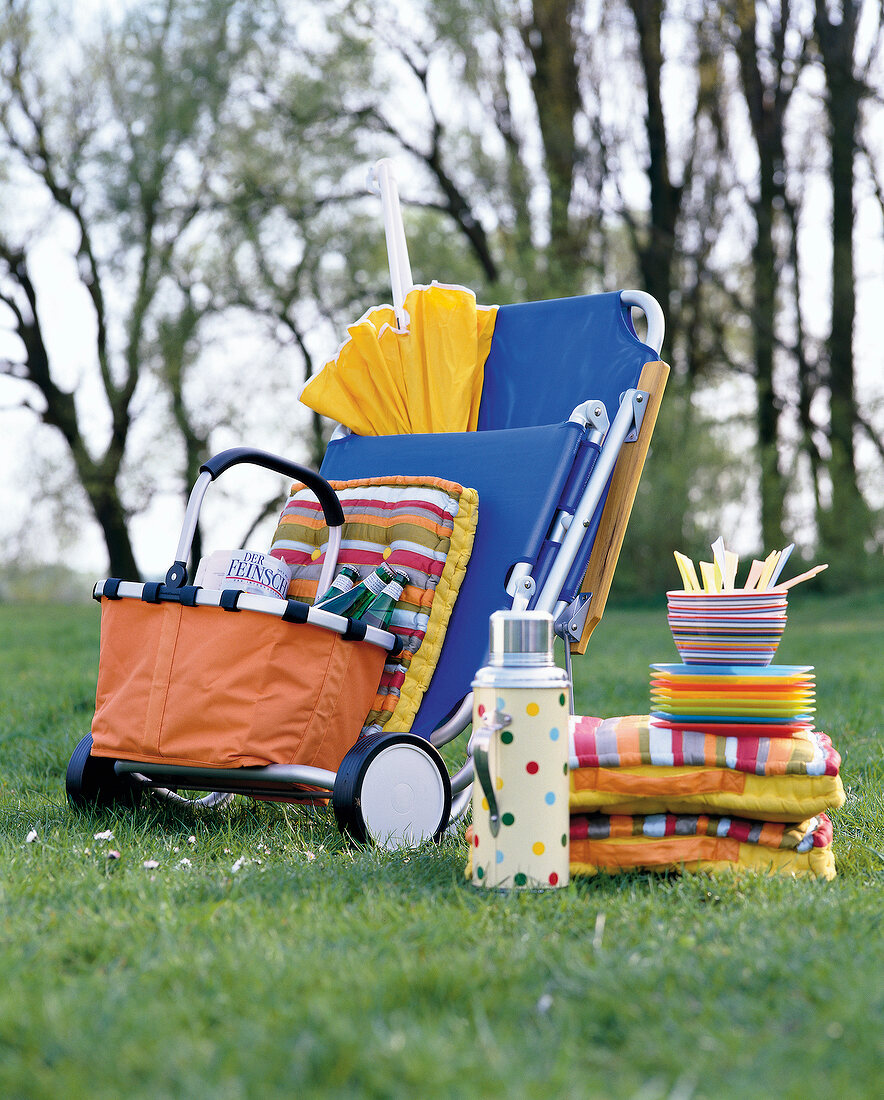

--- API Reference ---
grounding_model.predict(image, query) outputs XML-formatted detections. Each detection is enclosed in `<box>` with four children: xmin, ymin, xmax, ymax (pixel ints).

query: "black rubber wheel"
<box><xmin>332</xmin><ymin>732</ymin><xmax>451</xmax><ymax>849</ymax></box>
<box><xmin>65</xmin><ymin>733</ymin><xmax>142</xmax><ymax>810</ymax></box>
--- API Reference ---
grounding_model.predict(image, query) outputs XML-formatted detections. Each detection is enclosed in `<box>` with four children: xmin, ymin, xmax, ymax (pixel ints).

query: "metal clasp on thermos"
<box><xmin>471</xmin><ymin>709</ymin><xmax>511</xmax><ymax>836</ymax></box>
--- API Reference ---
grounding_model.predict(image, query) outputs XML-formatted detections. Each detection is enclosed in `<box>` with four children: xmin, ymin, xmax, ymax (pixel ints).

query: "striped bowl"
<box><xmin>667</xmin><ymin>590</ymin><xmax>788</xmax><ymax>667</ymax></box>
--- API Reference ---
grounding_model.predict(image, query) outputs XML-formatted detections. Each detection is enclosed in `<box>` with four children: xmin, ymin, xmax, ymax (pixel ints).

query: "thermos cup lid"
<box><xmin>489</xmin><ymin>610</ymin><xmax>555</xmax><ymax>667</ymax></box>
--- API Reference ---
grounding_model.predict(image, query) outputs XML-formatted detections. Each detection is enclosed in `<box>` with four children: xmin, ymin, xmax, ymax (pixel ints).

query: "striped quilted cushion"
<box><xmin>269</xmin><ymin>475</ymin><xmax>478</xmax><ymax>735</ymax></box>
<box><xmin>567</xmin><ymin>715</ymin><xmax>845</xmax><ymax>822</ymax></box>
<box><xmin>567</xmin><ymin>811</ymin><xmax>836</xmax><ymax>879</ymax></box>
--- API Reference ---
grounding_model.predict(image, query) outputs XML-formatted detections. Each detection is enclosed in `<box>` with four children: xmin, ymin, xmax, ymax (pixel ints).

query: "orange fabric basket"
<box><xmin>90</xmin><ymin>598</ymin><xmax>387</xmax><ymax>770</ymax></box>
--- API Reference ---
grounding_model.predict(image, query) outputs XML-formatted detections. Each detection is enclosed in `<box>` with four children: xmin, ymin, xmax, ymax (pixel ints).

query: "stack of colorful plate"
<box><xmin>667</xmin><ymin>590</ymin><xmax>788</xmax><ymax>667</ymax></box>
<box><xmin>650</xmin><ymin>663</ymin><xmax>815</xmax><ymax>737</ymax></box>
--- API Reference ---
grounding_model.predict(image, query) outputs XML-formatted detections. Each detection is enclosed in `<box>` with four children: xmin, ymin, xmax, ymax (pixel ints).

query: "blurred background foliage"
<box><xmin>0</xmin><ymin>0</ymin><xmax>882</xmax><ymax>597</ymax></box>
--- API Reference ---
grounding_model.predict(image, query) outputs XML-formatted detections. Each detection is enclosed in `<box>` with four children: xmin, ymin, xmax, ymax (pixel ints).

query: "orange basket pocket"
<box><xmin>90</xmin><ymin>599</ymin><xmax>387</xmax><ymax>771</ymax></box>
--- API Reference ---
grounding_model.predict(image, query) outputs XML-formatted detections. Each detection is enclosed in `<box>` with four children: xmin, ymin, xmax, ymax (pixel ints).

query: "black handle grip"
<box><xmin>199</xmin><ymin>448</ymin><xmax>345</xmax><ymax>527</ymax></box>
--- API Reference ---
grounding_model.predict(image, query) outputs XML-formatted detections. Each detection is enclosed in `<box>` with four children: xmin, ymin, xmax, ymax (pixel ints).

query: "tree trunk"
<box><xmin>815</xmin><ymin>0</ymin><xmax>870</xmax><ymax>579</ymax></box>
<box><xmin>90</xmin><ymin>484</ymin><xmax>141</xmax><ymax>580</ymax></box>
<box><xmin>0</xmin><ymin>246</ymin><xmax>141</xmax><ymax>579</ymax></box>
<box><xmin>63</xmin><ymin>419</ymin><xmax>140</xmax><ymax>580</ymax></box>
<box><xmin>753</xmin><ymin>179</ymin><xmax>785</xmax><ymax>551</ymax></box>
<box><xmin>523</xmin><ymin>0</ymin><xmax>583</xmax><ymax>294</ymax></box>
<box><xmin>160</xmin><ymin>298</ymin><xmax>210</xmax><ymax>569</ymax></box>
<box><xmin>731</xmin><ymin>0</ymin><xmax>795</xmax><ymax>550</ymax></box>
<box><xmin>626</xmin><ymin>0</ymin><xmax>681</xmax><ymax>319</ymax></box>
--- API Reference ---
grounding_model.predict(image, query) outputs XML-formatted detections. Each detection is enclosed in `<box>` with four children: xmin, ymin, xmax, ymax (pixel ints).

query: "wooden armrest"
<box><xmin>571</xmin><ymin>359</ymin><xmax>669</xmax><ymax>654</ymax></box>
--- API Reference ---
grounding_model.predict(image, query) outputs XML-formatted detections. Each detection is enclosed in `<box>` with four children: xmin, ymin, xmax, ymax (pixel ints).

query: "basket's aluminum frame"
<box><xmin>171</xmin><ymin>451</ymin><xmax>342</xmax><ymax>601</ymax></box>
<box><xmin>116</xmin><ymin>759</ymin><xmax>338</xmax><ymax>796</ymax></box>
<box><xmin>94</xmin><ymin>580</ymin><xmax>399</xmax><ymax>654</ymax></box>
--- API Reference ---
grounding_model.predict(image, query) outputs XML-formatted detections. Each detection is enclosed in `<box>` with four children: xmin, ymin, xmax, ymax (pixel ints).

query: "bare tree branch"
<box><xmin>856</xmin><ymin>408</ymin><xmax>884</xmax><ymax>465</ymax></box>
<box><xmin>238</xmin><ymin>489</ymin><xmax>289</xmax><ymax>550</ymax></box>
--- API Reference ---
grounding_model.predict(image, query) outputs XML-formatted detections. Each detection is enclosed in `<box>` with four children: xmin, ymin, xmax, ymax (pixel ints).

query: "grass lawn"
<box><xmin>0</xmin><ymin>590</ymin><xmax>881</xmax><ymax>1098</ymax></box>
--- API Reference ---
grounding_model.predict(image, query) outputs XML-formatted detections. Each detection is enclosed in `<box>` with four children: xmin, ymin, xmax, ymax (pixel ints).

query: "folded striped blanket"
<box><xmin>465</xmin><ymin>812</ymin><xmax>835</xmax><ymax>880</ymax></box>
<box><xmin>569</xmin><ymin>715</ymin><xmax>845</xmax><ymax>822</ymax></box>
<box><xmin>571</xmin><ymin>715</ymin><xmax>841</xmax><ymax>776</ymax></box>
<box><xmin>271</xmin><ymin>475</ymin><xmax>477</xmax><ymax>735</ymax></box>
<box><xmin>569</xmin><ymin>811</ymin><xmax>835</xmax><ymax>879</ymax></box>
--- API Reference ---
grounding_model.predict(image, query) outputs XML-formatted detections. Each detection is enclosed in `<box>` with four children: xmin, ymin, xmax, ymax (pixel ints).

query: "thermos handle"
<box><xmin>471</xmin><ymin>710</ymin><xmax>511</xmax><ymax>838</ymax></box>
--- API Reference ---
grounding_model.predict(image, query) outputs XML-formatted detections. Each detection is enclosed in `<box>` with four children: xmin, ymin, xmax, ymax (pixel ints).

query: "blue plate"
<box><xmin>650</xmin><ymin>710</ymin><xmax>814</xmax><ymax>724</ymax></box>
<box><xmin>650</xmin><ymin>663</ymin><xmax>814</xmax><ymax>678</ymax></box>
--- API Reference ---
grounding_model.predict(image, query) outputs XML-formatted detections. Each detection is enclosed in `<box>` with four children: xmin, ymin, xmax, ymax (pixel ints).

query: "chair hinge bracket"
<box><xmin>623</xmin><ymin>389</ymin><xmax>649</xmax><ymax>443</ymax></box>
<box><xmin>554</xmin><ymin>592</ymin><xmax>593</xmax><ymax>642</ymax></box>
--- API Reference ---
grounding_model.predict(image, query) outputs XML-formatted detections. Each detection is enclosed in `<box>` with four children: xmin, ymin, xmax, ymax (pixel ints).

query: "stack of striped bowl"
<box><xmin>667</xmin><ymin>590</ymin><xmax>788</xmax><ymax>667</ymax></box>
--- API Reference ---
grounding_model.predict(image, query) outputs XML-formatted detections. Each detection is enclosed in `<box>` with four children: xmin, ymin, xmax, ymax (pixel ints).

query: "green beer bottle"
<box><xmin>317</xmin><ymin>563</ymin><xmax>396</xmax><ymax>618</ymax></box>
<box><xmin>314</xmin><ymin>565</ymin><xmax>361</xmax><ymax>607</ymax></box>
<box><xmin>358</xmin><ymin>570</ymin><xmax>409</xmax><ymax>630</ymax></box>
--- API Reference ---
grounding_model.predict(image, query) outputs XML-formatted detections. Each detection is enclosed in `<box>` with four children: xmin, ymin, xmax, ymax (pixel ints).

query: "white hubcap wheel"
<box><xmin>359</xmin><ymin>744</ymin><xmax>446</xmax><ymax>850</ymax></box>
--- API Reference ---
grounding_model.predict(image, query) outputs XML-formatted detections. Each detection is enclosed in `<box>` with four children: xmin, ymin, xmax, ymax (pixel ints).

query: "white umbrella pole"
<box><xmin>368</xmin><ymin>159</ymin><xmax>413</xmax><ymax>329</ymax></box>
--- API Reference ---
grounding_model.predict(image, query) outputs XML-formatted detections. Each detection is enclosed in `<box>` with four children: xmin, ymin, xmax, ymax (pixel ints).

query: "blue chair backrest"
<box><xmin>477</xmin><ymin>292</ymin><xmax>655</xmax><ymax>429</ymax></box>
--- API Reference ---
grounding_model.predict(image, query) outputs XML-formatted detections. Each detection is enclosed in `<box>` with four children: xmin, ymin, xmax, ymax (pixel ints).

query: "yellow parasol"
<box><xmin>300</xmin><ymin>281</ymin><xmax>497</xmax><ymax>435</ymax></box>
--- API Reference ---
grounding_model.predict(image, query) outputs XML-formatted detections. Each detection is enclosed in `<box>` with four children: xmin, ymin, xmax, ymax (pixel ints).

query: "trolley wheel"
<box><xmin>65</xmin><ymin>733</ymin><xmax>142</xmax><ymax>810</ymax></box>
<box><xmin>332</xmin><ymin>732</ymin><xmax>452</xmax><ymax>850</ymax></box>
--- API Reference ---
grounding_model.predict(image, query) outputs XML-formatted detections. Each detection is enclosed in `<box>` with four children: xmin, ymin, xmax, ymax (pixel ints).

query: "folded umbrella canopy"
<box><xmin>300</xmin><ymin>281</ymin><xmax>498</xmax><ymax>435</ymax></box>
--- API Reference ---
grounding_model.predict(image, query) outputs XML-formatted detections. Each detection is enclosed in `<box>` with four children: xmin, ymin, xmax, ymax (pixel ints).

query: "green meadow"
<box><xmin>0</xmin><ymin>592</ymin><xmax>881</xmax><ymax>1098</ymax></box>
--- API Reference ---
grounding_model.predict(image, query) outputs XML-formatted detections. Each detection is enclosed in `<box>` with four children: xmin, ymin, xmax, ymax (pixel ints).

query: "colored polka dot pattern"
<box><xmin>471</xmin><ymin>685</ymin><xmax>569</xmax><ymax>890</ymax></box>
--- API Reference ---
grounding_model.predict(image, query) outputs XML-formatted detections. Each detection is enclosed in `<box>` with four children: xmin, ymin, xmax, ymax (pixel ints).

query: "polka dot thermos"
<box><xmin>470</xmin><ymin>611</ymin><xmax>571</xmax><ymax>889</ymax></box>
